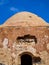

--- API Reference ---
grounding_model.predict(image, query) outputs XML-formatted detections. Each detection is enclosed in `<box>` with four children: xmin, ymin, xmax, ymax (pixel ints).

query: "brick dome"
<box><xmin>0</xmin><ymin>11</ymin><xmax>49</xmax><ymax>27</ymax></box>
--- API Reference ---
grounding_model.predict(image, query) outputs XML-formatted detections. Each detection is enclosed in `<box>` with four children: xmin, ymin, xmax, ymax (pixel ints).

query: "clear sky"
<box><xmin>0</xmin><ymin>0</ymin><xmax>49</xmax><ymax>25</ymax></box>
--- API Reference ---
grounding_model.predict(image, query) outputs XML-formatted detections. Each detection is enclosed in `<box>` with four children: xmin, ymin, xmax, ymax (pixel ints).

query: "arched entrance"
<box><xmin>18</xmin><ymin>52</ymin><xmax>41</xmax><ymax>65</ymax></box>
<box><xmin>21</xmin><ymin>54</ymin><xmax>32</xmax><ymax>65</ymax></box>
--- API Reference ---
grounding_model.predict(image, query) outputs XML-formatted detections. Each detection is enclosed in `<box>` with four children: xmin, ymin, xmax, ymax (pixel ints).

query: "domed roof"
<box><xmin>0</xmin><ymin>11</ymin><xmax>49</xmax><ymax>27</ymax></box>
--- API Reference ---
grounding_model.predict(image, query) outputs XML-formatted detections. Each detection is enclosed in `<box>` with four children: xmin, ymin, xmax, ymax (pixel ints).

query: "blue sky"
<box><xmin>0</xmin><ymin>0</ymin><xmax>49</xmax><ymax>25</ymax></box>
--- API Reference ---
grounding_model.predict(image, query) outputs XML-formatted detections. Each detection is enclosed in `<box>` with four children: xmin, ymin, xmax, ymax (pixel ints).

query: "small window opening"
<box><xmin>17</xmin><ymin>34</ymin><xmax>37</xmax><ymax>43</ymax></box>
<box><xmin>29</xmin><ymin>16</ymin><xmax>32</xmax><ymax>18</ymax></box>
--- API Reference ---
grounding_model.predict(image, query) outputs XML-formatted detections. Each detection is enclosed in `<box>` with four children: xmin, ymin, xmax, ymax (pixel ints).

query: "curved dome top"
<box><xmin>1</xmin><ymin>11</ymin><xmax>49</xmax><ymax>27</ymax></box>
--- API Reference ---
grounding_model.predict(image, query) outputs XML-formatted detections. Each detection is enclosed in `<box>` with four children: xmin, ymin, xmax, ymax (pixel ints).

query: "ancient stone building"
<box><xmin>0</xmin><ymin>12</ymin><xmax>49</xmax><ymax>65</ymax></box>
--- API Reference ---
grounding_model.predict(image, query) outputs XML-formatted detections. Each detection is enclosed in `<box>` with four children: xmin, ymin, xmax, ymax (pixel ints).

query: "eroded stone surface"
<box><xmin>3</xmin><ymin>38</ymin><xmax>8</xmax><ymax>48</ymax></box>
<box><xmin>47</xmin><ymin>43</ymin><xmax>49</xmax><ymax>50</ymax></box>
<box><xmin>0</xmin><ymin>26</ymin><xmax>49</xmax><ymax>65</ymax></box>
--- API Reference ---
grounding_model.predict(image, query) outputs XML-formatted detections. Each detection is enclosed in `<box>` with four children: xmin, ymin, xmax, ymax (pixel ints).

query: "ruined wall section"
<box><xmin>0</xmin><ymin>26</ymin><xmax>49</xmax><ymax>65</ymax></box>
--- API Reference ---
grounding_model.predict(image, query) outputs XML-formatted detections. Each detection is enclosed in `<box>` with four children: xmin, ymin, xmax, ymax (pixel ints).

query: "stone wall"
<box><xmin>0</xmin><ymin>26</ymin><xmax>49</xmax><ymax>65</ymax></box>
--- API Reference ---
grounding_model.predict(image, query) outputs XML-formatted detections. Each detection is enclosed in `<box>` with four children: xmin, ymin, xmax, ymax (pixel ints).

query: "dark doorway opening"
<box><xmin>21</xmin><ymin>54</ymin><xmax>32</xmax><ymax>65</ymax></box>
